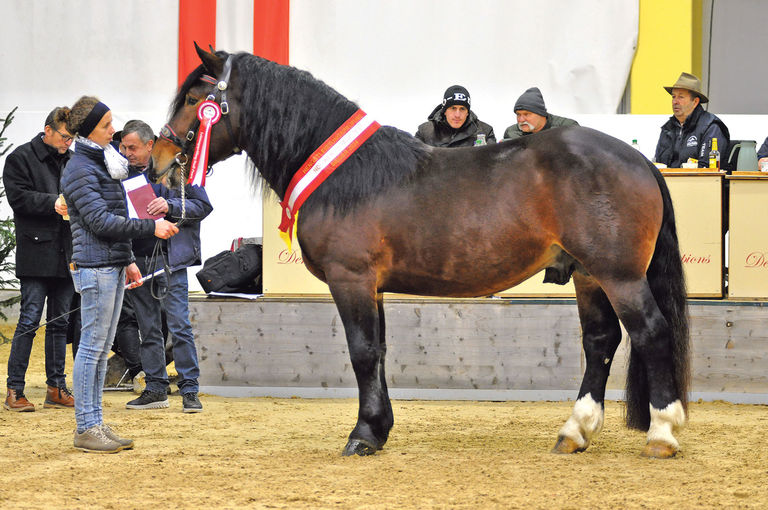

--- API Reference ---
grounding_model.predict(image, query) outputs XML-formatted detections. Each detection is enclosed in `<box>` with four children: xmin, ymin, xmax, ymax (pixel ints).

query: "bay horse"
<box><xmin>153</xmin><ymin>45</ymin><xmax>690</xmax><ymax>459</ymax></box>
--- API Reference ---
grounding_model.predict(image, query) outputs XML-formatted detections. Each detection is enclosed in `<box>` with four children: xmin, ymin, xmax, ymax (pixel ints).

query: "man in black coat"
<box><xmin>3</xmin><ymin>107</ymin><xmax>76</xmax><ymax>411</ymax></box>
<box><xmin>415</xmin><ymin>85</ymin><xmax>496</xmax><ymax>148</ymax></box>
<box><xmin>654</xmin><ymin>72</ymin><xmax>729</xmax><ymax>168</ymax></box>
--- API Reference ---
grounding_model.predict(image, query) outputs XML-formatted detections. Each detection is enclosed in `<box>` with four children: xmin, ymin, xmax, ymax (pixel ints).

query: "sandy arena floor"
<box><xmin>1</xmin><ymin>327</ymin><xmax>767</xmax><ymax>509</ymax></box>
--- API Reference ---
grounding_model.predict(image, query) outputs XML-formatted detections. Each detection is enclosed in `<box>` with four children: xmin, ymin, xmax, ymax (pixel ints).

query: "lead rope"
<box><xmin>180</xmin><ymin>174</ymin><xmax>187</xmax><ymax>226</ymax></box>
<box><xmin>139</xmin><ymin>161</ymin><xmax>188</xmax><ymax>302</ymax></box>
<box><xmin>148</xmin><ymin>164</ymin><xmax>191</xmax><ymax>301</ymax></box>
<box><xmin>10</xmin><ymin>306</ymin><xmax>81</xmax><ymax>338</ymax></box>
<box><xmin>147</xmin><ymin>159</ymin><xmax>193</xmax><ymax>300</ymax></box>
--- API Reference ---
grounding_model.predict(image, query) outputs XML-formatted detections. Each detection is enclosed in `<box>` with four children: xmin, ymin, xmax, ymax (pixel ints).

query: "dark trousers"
<box><xmin>68</xmin><ymin>293</ymin><xmax>81</xmax><ymax>359</ymax></box>
<box><xmin>112</xmin><ymin>295</ymin><xmax>143</xmax><ymax>379</ymax></box>
<box><xmin>125</xmin><ymin>257</ymin><xmax>199</xmax><ymax>394</ymax></box>
<box><xmin>6</xmin><ymin>276</ymin><xmax>75</xmax><ymax>391</ymax></box>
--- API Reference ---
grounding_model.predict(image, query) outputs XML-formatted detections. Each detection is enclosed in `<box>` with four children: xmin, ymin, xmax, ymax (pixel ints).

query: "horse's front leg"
<box><xmin>329</xmin><ymin>283</ymin><xmax>393</xmax><ymax>456</ymax></box>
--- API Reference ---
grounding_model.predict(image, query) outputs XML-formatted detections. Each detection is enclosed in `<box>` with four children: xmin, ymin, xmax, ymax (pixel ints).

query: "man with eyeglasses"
<box><xmin>2</xmin><ymin>106</ymin><xmax>77</xmax><ymax>411</ymax></box>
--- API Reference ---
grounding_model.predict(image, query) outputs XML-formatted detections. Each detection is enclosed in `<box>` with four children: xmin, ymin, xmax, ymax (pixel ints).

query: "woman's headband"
<box><xmin>79</xmin><ymin>101</ymin><xmax>110</xmax><ymax>138</ymax></box>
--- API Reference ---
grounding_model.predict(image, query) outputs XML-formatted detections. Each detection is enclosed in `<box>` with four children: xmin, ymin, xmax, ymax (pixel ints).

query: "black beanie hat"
<box><xmin>442</xmin><ymin>85</ymin><xmax>471</xmax><ymax>111</ymax></box>
<box><xmin>514</xmin><ymin>87</ymin><xmax>547</xmax><ymax>116</ymax></box>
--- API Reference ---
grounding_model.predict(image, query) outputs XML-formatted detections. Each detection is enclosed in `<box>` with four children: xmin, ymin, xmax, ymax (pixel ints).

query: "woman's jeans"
<box><xmin>6</xmin><ymin>276</ymin><xmax>75</xmax><ymax>391</ymax></box>
<box><xmin>70</xmin><ymin>266</ymin><xmax>125</xmax><ymax>432</ymax></box>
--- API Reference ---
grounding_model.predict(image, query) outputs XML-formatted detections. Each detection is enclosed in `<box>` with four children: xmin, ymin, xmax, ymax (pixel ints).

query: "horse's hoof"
<box><xmin>641</xmin><ymin>440</ymin><xmax>678</xmax><ymax>459</ymax></box>
<box><xmin>342</xmin><ymin>438</ymin><xmax>378</xmax><ymax>457</ymax></box>
<box><xmin>551</xmin><ymin>435</ymin><xmax>585</xmax><ymax>454</ymax></box>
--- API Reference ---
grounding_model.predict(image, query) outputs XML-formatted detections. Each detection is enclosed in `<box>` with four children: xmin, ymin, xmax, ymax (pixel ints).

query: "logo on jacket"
<box><xmin>686</xmin><ymin>135</ymin><xmax>698</xmax><ymax>147</ymax></box>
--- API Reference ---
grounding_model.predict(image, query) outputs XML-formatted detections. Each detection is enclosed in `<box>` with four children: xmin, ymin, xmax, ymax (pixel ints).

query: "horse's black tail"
<box><xmin>625</xmin><ymin>161</ymin><xmax>691</xmax><ymax>430</ymax></box>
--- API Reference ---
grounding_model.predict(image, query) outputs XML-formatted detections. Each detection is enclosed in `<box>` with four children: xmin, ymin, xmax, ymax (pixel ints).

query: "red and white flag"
<box><xmin>177</xmin><ymin>0</ymin><xmax>289</xmax><ymax>87</ymax></box>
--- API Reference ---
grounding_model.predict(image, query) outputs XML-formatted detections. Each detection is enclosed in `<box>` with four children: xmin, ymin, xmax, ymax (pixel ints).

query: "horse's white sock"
<box><xmin>647</xmin><ymin>400</ymin><xmax>686</xmax><ymax>449</ymax></box>
<box><xmin>558</xmin><ymin>393</ymin><xmax>604</xmax><ymax>449</ymax></box>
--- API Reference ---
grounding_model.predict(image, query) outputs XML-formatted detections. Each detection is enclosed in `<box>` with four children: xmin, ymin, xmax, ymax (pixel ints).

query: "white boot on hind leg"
<box><xmin>644</xmin><ymin>399</ymin><xmax>686</xmax><ymax>458</ymax></box>
<box><xmin>553</xmin><ymin>393</ymin><xmax>604</xmax><ymax>453</ymax></box>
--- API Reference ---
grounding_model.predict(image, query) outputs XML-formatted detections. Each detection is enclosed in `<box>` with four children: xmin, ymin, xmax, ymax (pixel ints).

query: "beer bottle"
<box><xmin>708</xmin><ymin>138</ymin><xmax>720</xmax><ymax>170</ymax></box>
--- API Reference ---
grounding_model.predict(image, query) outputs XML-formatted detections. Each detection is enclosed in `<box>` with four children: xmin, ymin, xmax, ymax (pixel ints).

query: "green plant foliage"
<box><xmin>0</xmin><ymin>107</ymin><xmax>20</xmax><ymax>341</ymax></box>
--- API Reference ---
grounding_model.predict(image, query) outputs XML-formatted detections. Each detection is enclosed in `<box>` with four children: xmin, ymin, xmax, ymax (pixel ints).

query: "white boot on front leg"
<box><xmin>643</xmin><ymin>399</ymin><xmax>686</xmax><ymax>458</ymax></box>
<box><xmin>553</xmin><ymin>393</ymin><xmax>604</xmax><ymax>453</ymax></box>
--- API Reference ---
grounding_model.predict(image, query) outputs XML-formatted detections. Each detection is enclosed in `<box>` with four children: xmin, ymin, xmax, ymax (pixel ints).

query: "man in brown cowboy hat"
<box><xmin>654</xmin><ymin>72</ymin><xmax>729</xmax><ymax>168</ymax></box>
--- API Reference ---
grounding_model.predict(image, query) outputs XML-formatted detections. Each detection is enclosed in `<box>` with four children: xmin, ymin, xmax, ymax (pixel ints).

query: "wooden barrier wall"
<box><xmin>191</xmin><ymin>296</ymin><xmax>768</xmax><ymax>403</ymax></box>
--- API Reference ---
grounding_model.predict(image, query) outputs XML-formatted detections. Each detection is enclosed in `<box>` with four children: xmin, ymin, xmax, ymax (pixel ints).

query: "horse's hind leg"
<box><xmin>601</xmin><ymin>278</ymin><xmax>686</xmax><ymax>458</ymax></box>
<box><xmin>329</xmin><ymin>283</ymin><xmax>393</xmax><ymax>456</ymax></box>
<box><xmin>553</xmin><ymin>274</ymin><xmax>622</xmax><ymax>454</ymax></box>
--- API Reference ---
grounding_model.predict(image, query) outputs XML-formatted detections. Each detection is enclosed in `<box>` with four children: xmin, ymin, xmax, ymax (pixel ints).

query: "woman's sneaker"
<box><xmin>126</xmin><ymin>390</ymin><xmax>169</xmax><ymax>410</ymax></box>
<box><xmin>182</xmin><ymin>392</ymin><xmax>203</xmax><ymax>413</ymax></box>
<box><xmin>100</xmin><ymin>424</ymin><xmax>134</xmax><ymax>449</ymax></box>
<box><xmin>74</xmin><ymin>425</ymin><xmax>123</xmax><ymax>453</ymax></box>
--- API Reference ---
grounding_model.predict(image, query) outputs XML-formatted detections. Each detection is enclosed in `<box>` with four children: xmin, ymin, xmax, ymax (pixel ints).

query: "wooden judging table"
<box><xmin>661</xmin><ymin>169</ymin><xmax>724</xmax><ymax>297</ymax></box>
<box><xmin>262</xmin><ymin>198</ymin><xmax>330</xmax><ymax>295</ymax></box>
<box><xmin>727</xmin><ymin>171</ymin><xmax>768</xmax><ymax>299</ymax></box>
<box><xmin>262</xmin><ymin>169</ymin><xmax>726</xmax><ymax>297</ymax></box>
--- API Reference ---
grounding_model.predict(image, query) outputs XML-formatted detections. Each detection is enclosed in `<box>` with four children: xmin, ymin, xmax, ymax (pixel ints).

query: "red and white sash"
<box><xmin>278</xmin><ymin>109</ymin><xmax>380</xmax><ymax>250</ymax></box>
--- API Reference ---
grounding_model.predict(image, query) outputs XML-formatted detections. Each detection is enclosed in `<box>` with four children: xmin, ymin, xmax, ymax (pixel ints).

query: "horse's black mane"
<box><xmin>171</xmin><ymin>63</ymin><xmax>207</xmax><ymax>119</ymax></box>
<box><xmin>174</xmin><ymin>51</ymin><xmax>430</xmax><ymax>216</ymax></box>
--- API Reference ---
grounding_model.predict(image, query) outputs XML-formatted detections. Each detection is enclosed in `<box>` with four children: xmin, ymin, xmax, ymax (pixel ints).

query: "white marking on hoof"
<box><xmin>647</xmin><ymin>400</ymin><xmax>686</xmax><ymax>451</ymax></box>
<box><xmin>557</xmin><ymin>393</ymin><xmax>604</xmax><ymax>450</ymax></box>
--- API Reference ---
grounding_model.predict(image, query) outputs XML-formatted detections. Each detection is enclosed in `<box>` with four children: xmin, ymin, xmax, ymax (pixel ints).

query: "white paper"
<box><xmin>122</xmin><ymin>175</ymin><xmax>150</xmax><ymax>219</ymax></box>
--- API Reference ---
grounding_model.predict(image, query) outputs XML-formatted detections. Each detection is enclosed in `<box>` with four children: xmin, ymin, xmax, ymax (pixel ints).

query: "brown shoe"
<box><xmin>44</xmin><ymin>386</ymin><xmax>75</xmax><ymax>409</ymax></box>
<box><xmin>4</xmin><ymin>388</ymin><xmax>35</xmax><ymax>412</ymax></box>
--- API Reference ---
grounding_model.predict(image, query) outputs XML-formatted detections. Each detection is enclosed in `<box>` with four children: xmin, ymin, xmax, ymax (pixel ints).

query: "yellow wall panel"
<box><xmin>631</xmin><ymin>0</ymin><xmax>695</xmax><ymax>114</ymax></box>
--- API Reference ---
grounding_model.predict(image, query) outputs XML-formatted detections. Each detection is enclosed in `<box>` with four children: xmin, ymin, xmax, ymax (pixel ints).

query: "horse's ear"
<box><xmin>194</xmin><ymin>41</ymin><xmax>223</xmax><ymax>76</ymax></box>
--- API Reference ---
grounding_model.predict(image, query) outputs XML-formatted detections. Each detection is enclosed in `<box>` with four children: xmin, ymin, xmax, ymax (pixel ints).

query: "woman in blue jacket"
<box><xmin>60</xmin><ymin>96</ymin><xmax>178</xmax><ymax>453</ymax></box>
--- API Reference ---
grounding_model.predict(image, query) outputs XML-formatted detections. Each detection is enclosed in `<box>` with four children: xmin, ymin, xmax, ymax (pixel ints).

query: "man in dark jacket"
<box><xmin>502</xmin><ymin>87</ymin><xmax>578</xmax><ymax>141</ymax></box>
<box><xmin>415</xmin><ymin>85</ymin><xmax>496</xmax><ymax>147</ymax></box>
<box><xmin>654</xmin><ymin>72</ymin><xmax>729</xmax><ymax>168</ymax></box>
<box><xmin>755</xmin><ymin>137</ymin><xmax>768</xmax><ymax>170</ymax></box>
<box><xmin>120</xmin><ymin>120</ymin><xmax>213</xmax><ymax>413</ymax></box>
<box><xmin>3</xmin><ymin>107</ymin><xmax>77</xmax><ymax>411</ymax></box>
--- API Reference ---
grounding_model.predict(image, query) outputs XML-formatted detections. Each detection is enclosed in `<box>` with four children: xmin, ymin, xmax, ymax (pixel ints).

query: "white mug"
<box><xmin>761</xmin><ymin>160</ymin><xmax>768</xmax><ymax>172</ymax></box>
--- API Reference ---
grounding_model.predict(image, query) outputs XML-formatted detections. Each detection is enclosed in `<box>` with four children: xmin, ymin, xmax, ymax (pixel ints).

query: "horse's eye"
<box><xmin>186</xmin><ymin>96</ymin><xmax>198</xmax><ymax>106</ymax></box>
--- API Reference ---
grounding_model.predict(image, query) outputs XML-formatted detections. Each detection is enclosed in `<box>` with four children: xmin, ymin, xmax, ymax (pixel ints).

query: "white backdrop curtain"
<box><xmin>0</xmin><ymin>0</ymin><xmax>639</xmax><ymax>290</ymax></box>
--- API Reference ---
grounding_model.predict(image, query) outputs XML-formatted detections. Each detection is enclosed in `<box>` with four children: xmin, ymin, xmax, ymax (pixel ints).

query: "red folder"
<box><xmin>123</xmin><ymin>175</ymin><xmax>164</xmax><ymax>220</ymax></box>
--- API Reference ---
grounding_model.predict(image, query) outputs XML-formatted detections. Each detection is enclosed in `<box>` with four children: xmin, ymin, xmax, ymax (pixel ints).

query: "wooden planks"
<box><xmin>190</xmin><ymin>297</ymin><xmax>768</xmax><ymax>401</ymax></box>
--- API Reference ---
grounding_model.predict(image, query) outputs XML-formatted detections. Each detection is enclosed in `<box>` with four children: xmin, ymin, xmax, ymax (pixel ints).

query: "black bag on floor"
<box><xmin>196</xmin><ymin>244</ymin><xmax>262</xmax><ymax>294</ymax></box>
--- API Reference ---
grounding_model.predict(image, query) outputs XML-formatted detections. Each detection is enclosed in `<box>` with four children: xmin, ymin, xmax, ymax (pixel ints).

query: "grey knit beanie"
<box><xmin>514</xmin><ymin>87</ymin><xmax>547</xmax><ymax>116</ymax></box>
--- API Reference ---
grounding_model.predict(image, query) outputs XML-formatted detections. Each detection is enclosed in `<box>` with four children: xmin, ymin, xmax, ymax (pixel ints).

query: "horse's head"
<box><xmin>152</xmin><ymin>43</ymin><xmax>242</xmax><ymax>188</ymax></box>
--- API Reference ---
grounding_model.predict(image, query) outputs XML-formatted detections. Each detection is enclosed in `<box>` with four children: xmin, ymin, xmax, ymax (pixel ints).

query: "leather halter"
<box><xmin>159</xmin><ymin>55</ymin><xmax>241</xmax><ymax>169</ymax></box>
